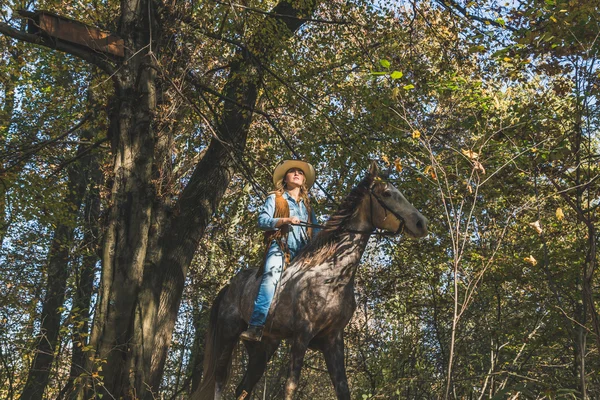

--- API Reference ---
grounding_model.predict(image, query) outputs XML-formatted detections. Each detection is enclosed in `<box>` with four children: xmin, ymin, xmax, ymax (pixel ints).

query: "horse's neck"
<box><xmin>325</xmin><ymin>232</ymin><xmax>371</xmax><ymax>280</ymax></box>
<box><xmin>289</xmin><ymin>231</ymin><xmax>370</xmax><ymax>287</ymax></box>
<box><xmin>287</xmin><ymin>196</ymin><xmax>374</xmax><ymax>283</ymax></box>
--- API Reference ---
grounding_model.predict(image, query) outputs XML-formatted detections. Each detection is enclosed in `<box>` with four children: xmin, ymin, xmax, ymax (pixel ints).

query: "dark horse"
<box><xmin>192</xmin><ymin>162</ymin><xmax>428</xmax><ymax>400</ymax></box>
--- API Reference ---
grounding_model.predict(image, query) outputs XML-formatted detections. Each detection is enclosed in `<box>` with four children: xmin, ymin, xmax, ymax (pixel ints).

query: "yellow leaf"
<box><xmin>556</xmin><ymin>207</ymin><xmax>564</xmax><ymax>220</ymax></box>
<box><xmin>424</xmin><ymin>165</ymin><xmax>436</xmax><ymax>180</ymax></box>
<box><xmin>473</xmin><ymin>160</ymin><xmax>486</xmax><ymax>174</ymax></box>
<box><xmin>529</xmin><ymin>220</ymin><xmax>543</xmax><ymax>234</ymax></box>
<box><xmin>524</xmin><ymin>255</ymin><xmax>537</xmax><ymax>266</ymax></box>
<box><xmin>381</xmin><ymin>154</ymin><xmax>390</xmax><ymax>164</ymax></box>
<box><xmin>550</xmin><ymin>15</ymin><xmax>557</xmax><ymax>22</ymax></box>
<box><xmin>394</xmin><ymin>158</ymin><xmax>403</xmax><ymax>173</ymax></box>
<box><xmin>461</xmin><ymin>149</ymin><xmax>479</xmax><ymax>160</ymax></box>
<box><xmin>412</xmin><ymin>130</ymin><xmax>421</xmax><ymax>139</ymax></box>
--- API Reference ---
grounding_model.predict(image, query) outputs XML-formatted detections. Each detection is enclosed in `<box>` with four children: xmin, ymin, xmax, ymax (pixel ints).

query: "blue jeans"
<box><xmin>249</xmin><ymin>241</ymin><xmax>295</xmax><ymax>326</ymax></box>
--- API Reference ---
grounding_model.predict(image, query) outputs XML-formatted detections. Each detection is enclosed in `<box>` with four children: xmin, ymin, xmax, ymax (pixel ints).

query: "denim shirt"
<box><xmin>258</xmin><ymin>192</ymin><xmax>319</xmax><ymax>256</ymax></box>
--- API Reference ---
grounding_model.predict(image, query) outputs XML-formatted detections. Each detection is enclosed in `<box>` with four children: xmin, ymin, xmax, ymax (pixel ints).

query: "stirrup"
<box><xmin>240</xmin><ymin>325</ymin><xmax>263</xmax><ymax>342</ymax></box>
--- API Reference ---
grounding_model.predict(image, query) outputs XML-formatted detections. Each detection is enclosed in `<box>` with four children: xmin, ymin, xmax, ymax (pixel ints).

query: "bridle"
<box><xmin>294</xmin><ymin>179</ymin><xmax>407</xmax><ymax>237</ymax></box>
<box><xmin>368</xmin><ymin>187</ymin><xmax>406</xmax><ymax>236</ymax></box>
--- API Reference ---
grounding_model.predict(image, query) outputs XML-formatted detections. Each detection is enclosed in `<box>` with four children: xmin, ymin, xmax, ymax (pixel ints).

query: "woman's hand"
<box><xmin>276</xmin><ymin>217</ymin><xmax>301</xmax><ymax>227</ymax></box>
<box><xmin>288</xmin><ymin>217</ymin><xmax>301</xmax><ymax>225</ymax></box>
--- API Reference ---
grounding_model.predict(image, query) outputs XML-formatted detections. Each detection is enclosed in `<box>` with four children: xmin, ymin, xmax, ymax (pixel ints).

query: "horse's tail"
<box><xmin>192</xmin><ymin>285</ymin><xmax>231</xmax><ymax>400</ymax></box>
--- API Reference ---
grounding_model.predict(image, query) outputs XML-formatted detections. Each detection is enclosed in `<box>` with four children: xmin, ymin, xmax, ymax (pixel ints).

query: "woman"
<box><xmin>240</xmin><ymin>160</ymin><xmax>319</xmax><ymax>342</ymax></box>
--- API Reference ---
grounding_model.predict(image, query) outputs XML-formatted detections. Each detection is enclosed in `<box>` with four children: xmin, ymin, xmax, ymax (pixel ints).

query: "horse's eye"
<box><xmin>382</xmin><ymin>191</ymin><xmax>392</xmax><ymax>198</ymax></box>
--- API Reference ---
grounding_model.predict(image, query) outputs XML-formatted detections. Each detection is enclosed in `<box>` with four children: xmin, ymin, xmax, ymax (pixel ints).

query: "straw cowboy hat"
<box><xmin>273</xmin><ymin>160</ymin><xmax>316</xmax><ymax>189</ymax></box>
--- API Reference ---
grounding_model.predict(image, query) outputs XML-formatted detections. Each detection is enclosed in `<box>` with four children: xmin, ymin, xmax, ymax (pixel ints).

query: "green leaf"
<box><xmin>491</xmin><ymin>47</ymin><xmax>509</xmax><ymax>58</ymax></box>
<box><xmin>403</xmin><ymin>84</ymin><xmax>415</xmax><ymax>90</ymax></box>
<box><xmin>469</xmin><ymin>45</ymin><xmax>486</xmax><ymax>53</ymax></box>
<box><xmin>390</xmin><ymin>71</ymin><xmax>403</xmax><ymax>79</ymax></box>
<box><xmin>379</xmin><ymin>59</ymin><xmax>391</xmax><ymax>69</ymax></box>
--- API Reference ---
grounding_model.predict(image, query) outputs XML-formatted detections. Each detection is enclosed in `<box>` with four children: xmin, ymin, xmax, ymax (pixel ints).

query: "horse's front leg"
<box><xmin>284</xmin><ymin>333</ymin><xmax>311</xmax><ymax>400</ymax></box>
<box><xmin>321</xmin><ymin>332</ymin><xmax>351</xmax><ymax>400</ymax></box>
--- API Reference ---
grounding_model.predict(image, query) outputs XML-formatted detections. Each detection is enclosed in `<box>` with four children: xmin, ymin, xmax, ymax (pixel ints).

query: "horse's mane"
<box><xmin>293</xmin><ymin>172</ymin><xmax>375</xmax><ymax>266</ymax></box>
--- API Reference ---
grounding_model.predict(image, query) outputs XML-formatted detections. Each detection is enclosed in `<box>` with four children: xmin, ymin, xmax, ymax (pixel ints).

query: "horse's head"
<box><xmin>365</xmin><ymin>161</ymin><xmax>428</xmax><ymax>238</ymax></box>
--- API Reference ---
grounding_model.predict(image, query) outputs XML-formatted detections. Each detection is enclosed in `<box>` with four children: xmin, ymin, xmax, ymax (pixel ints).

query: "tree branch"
<box><xmin>1</xmin><ymin>112</ymin><xmax>93</xmax><ymax>173</ymax></box>
<box><xmin>0</xmin><ymin>22</ymin><xmax>116</xmax><ymax>75</ymax></box>
<box><xmin>214</xmin><ymin>0</ymin><xmax>361</xmax><ymax>26</ymax></box>
<box><xmin>50</xmin><ymin>137</ymin><xmax>109</xmax><ymax>177</ymax></box>
<box><xmin>435</xmin><ymin>0</ymin><xmax>517</xmax><ymax>32</ymax></box>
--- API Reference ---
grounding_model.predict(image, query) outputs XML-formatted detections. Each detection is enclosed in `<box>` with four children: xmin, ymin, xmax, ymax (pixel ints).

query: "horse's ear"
<box><xmin>368</xmin><ymin>160</ymin><xmax>379</xmax><ymax>177</ymax></box>
<box><xmin>380</xmin><ymin>165</ymin><xmax>393</xmax><ymax>180</ymax></box>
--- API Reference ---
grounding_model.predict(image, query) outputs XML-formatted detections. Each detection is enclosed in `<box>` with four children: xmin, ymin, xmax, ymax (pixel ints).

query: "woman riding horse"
<box><xmin>194</xmin><ymin>162</ymin><xmax>428</xmax><ymax>400</ymax></box>
<box><xmin>240</xmin><ymin>159</ymin><xmax>319</xmax><ymax>342</ymax></box>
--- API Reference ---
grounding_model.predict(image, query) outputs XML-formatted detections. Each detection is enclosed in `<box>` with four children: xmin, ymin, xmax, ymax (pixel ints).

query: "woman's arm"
<box><xmin>257</xmin><ymin>195</ymin><xmax>297</xmax><ymax>230</ymax></box>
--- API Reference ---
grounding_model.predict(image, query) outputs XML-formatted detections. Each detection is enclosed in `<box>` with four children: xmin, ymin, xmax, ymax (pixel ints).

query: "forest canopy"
<box><xmin>1</xmin><ymin>0</ymin><xmax>600</xmax><ymax>398</ymax></box>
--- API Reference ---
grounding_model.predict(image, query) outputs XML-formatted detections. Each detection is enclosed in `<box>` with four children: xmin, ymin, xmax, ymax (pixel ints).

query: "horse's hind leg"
<box><xmin>235</xmin><ymin>338</ymin><xmax>280</xmax><ymax>399</ymax></box>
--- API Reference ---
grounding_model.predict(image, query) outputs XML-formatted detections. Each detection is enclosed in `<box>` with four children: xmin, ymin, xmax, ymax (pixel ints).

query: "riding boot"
<box><xmin>240</xmin><ymin>325</ymin><xmax>264</xmax><ymax>342</ymax></box>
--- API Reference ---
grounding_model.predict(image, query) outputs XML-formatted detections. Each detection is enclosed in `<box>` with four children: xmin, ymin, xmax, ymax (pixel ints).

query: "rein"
<box><xmin>292</xmin><ymin>187</ymin><xmax>406</xmax><ymax>237</ymax></box>
<box><xmin>292</xmin><ymin>221</ymin><xmax>396</xmax><ymax>237</ymax></box>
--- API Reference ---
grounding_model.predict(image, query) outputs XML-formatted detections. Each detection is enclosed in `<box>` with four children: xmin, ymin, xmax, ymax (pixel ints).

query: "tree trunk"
<box><xmin>573</xmin><ymin>293</ymin><xmax>587</xmax><ymax>399</ymax></box>
<box><xmin>20</xmin><ymin>127</ymin><xmax>102</xmax><ymax>400</ymax></box>
<box><xmin>189</xmin><ymin>303</ymin><xmax>209</xmax><ymax>395</ymax></box>
<box><xmin>89</xmin><ymin>84</ymin><xmax>157</xmax><ymax>398</ymax></box>
<box><xmin>83</xmin><ymin>1</ymin><xmax>158</xmax><ymax>397</ymax></box>
<box><xmin>55</xmin><ymin>155</ymin><xmax>102</xmax><ymax>400</ymax></box>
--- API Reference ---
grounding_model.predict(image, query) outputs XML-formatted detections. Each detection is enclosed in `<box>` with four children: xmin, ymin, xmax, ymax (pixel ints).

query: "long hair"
<box><xmin>271</xmin><ymin>176</ymin><xmax>311</xmax><ymax>207</ymax></box>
